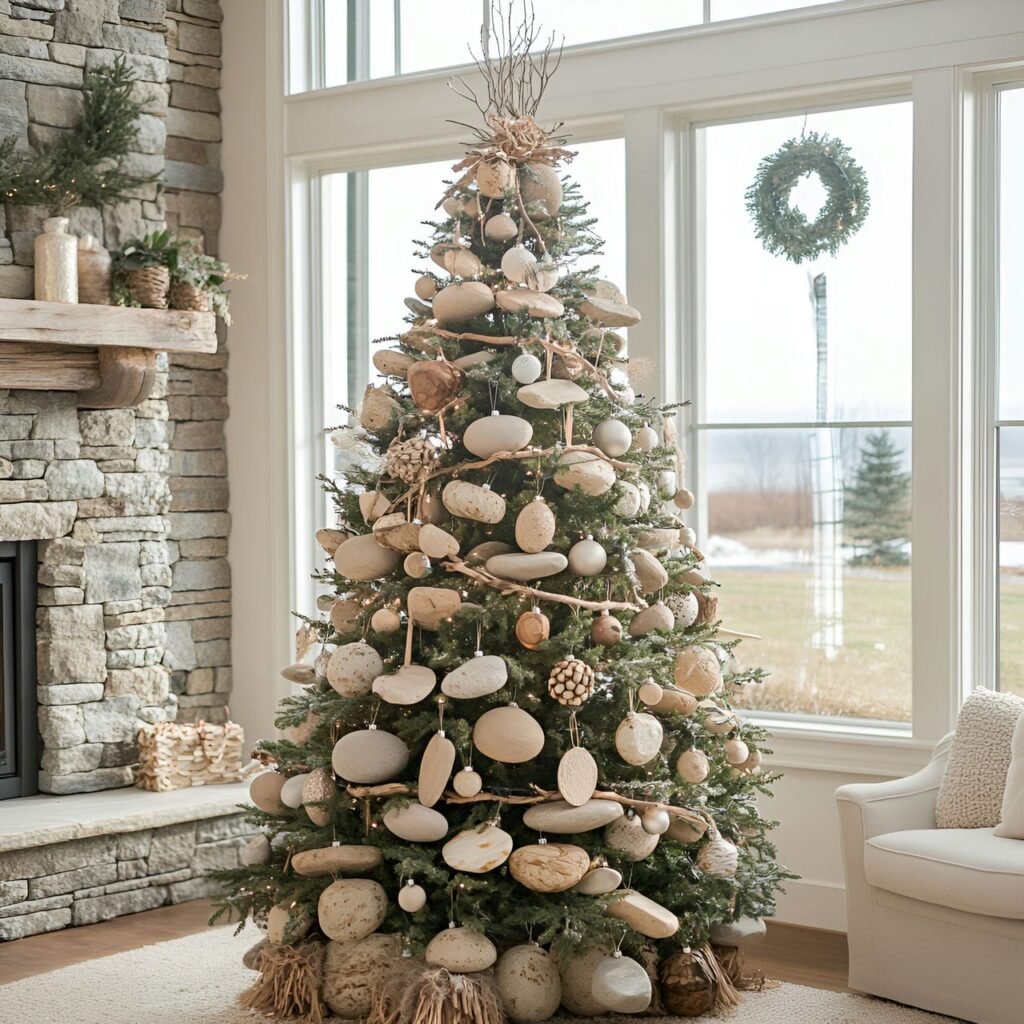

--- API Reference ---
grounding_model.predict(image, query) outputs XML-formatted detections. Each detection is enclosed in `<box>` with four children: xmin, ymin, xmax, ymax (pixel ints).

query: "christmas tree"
<box><xmin>844</xmin><ymin>429</ymin><xmax>911</xmax><ymax>567</ymax></box>
<box><xmin>214</xmin><ymin>13</ymin><xmax>788</xmax><ymax>1022</ymax></box>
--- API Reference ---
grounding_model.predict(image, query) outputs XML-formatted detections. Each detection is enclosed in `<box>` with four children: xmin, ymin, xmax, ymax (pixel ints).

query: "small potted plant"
<box><xmin>169</xmin><ymin>247</ymin><xmax>242</xmax><ymax>324</ymax></box>
<box><xmin>111</xmin><ymin>229</ymin><xmax>181</xmax><ymax>309</ymax></box>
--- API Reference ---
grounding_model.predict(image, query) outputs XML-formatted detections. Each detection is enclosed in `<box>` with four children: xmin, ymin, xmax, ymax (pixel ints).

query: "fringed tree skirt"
<box><xmin>0</xmin><ymin>925</ymin><xmax>964</xmax><ymax>1024</ymax></box>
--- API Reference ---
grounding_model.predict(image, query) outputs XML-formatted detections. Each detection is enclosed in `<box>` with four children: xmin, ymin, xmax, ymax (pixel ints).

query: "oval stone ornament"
<box><xmin>463</xmin><ymin>414</ymin><xmax>533</xmax><ymax>458</ymax></box>
<box><xmin>425</xmin><ymin>927</ymin><xmax>497</xmax><ymax>973</ymax></box>
<box><xmin>523</xmin><ymin>798</ymin><xmax>624</xmax><ymax>834</ymax></box>
<box><xmin>291</xmin><ymin>845</ymin><xmax>384</xmax><ymax>877</ymax></box>
<box><xmin>418</xmin><ymin>732</ymin><xmax>456</xmax><ymax>807</ymax></box>
<box><xmin>509</xmin><ymin>843</ymin><xmax>591</xmax><ymax>892</ymax></box>
<box><xmin>372</xmin><ymin>664</ymin><xmax>436</xmax><ymax>706</ymax></box>
<box><xmin>407</xmin><ymin>587</ymin><xmax>462</xmax><ymax>629</ymax></box>
<box><xmin>442</xmin><ymin>823</ymin><xmax>514</xmax><ymax>873</ymax></box>
<box><xmin>318</xmin><ymin>878</ymin><xmax>388</xmax><ymax>942</ymax></box>
<box><xmin>557</xmin><ymin>746</ymin><xmax>599</xmax><ymax>807</ymax></box>
<box><xmin>382</xmin><ymin>802</ymin><xmax>449</xmax><ymax>842</ymax></box>
<box><xmin>473</xmin><ymin>706</ymin><xmax>545</xmax><ymax>764</ymax></box>
<box><xmin>485</xmin><ymin>552</ymin><xmax>567</xmax><ymax>581</ymax></box>
<box><xmin>332</xmin><ymin>728</ymin><xmax>409</xmax><ymax>784</ymax></box>
<box><xmin>495</xmin><ymin>945</ymin><xmax>562</xmax><ymax>1024</ymax></box>
<box><xmin>441</xmin><ymin>654</ymin><xmax>508</xmax><ymax>699</ymax></box>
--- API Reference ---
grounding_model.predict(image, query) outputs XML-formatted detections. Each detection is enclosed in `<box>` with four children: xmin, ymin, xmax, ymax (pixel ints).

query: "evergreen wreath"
<box><xmin>744</xmin><ymin>130</ymin><xmax>870</xmax><ymax>264</ymax></box>
<box><xmin>0</xmin><ymin>55</ymin><xmax>157</xmax><ymax>214</ymax></box>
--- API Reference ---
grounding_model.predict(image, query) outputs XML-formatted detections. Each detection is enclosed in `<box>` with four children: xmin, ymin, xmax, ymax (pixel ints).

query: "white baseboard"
<box><xmin>772</xmin><ymin>877</ymin><xmax>848</xmax><ymax>932</ymax></box>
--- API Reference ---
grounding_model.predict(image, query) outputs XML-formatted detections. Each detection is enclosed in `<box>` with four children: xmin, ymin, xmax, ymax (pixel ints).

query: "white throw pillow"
<box><xmin>936</xmin><ymin>688</ymin><xmax>1024</xmax><ymax>829</ymax></box>
<box><xmin>995</xmin><ymin>710</ymin><xmax>1024</xmax><ymax>839</ymax></box>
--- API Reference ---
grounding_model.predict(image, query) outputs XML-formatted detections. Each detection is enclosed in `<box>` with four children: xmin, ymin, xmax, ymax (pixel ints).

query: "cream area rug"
<box><xmin>0</xmin><ymin>925</ymin><xmax>963</xmax><ymax>1024</ymax></box>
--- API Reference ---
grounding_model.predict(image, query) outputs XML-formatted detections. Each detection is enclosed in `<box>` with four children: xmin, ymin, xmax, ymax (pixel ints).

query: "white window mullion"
<box><xmin>910</xmin><ymin>67</ymin><xmax>966</xmax><ymax>741</ymax></box>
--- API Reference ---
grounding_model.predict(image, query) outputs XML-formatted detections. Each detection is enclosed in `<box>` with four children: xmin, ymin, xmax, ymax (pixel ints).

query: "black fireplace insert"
<box><xmin>0</xmin><ymin>541</ymin><xmax>37</xmax><ymax>800</ymax></box>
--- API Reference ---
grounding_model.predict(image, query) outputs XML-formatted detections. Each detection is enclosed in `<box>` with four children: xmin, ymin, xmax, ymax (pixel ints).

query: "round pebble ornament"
<box><xmin>641</xmin><ymin>807</ymin><xmax>671</xmax><ymax>835</ymax></box>
<box><xmin>372</xmin><ymin>663</ymin><xmax>437</xmax><ymax>706</ymax></box>
<box><xmin>266</xmin><ymin>903</ymin><xmax>313</xmax><ymax>945</ymax></box>
<box><xmin>674</xmin><ymin>487</ymin><xmax>695</xmax><ymax>509</ymax></box>
<box><xmin>322</xmin><ymin>933</ymin><xmax>402</xmax><ymax>1020</ymax></box>
<box><xmin>333</xmin><ymin>534</ymin><xmax>401</xmax><ymax>582</ymax></box>
<box><xmin>280</xmin><ymin>772</ymin><xmax>310</xmax><ymax>809</ymax></box>
<box><xmin>441</xmin><ymin>653</ymin><xmax>508</xmax><ymax>699</ymax></box>
<box><xmin>371</xmin><ymin>607</ymin><xmax>401</xmax><ymax>635</ymax></box>
<box><xmin>326</xmin><ymin>642</ymin><xmax>384</xmax><ymax>698</ymax></box>
<box><xmin>403</xmin><ymin>551</ymin><xmax>431</xmax><ymax>578</ymax></box>
<box><xmin>382</xmin><ymin>802</ymin><xmax>449</xmax><ymax>843</ymax></box>
<box><xmin>519</xmin><ymin>162</ymin><xmax>562</xmax><ymax>218</ymax></box>
<box><xmin>464</xmin><ymin>413</ymin><xmax>533</xmax><ymax>458</ymax></box>
<box><xmin>591</xmin><ymin>953</ymin><xmax>652</xmax><ymax>1014</ymax></box>
<box><xmin>453</xmin><ymin>766</ymin><xmax>483</xmax><ymax>797</ymax></box>
<box><xmin>666</xmin><ymin>591</ymin><xmax>700</xmax><ymax>628</ymax></box>
<box><xmin>604</xmin><ymin>812</ymin><xmax>660</xmax><ymax>861</ymax></box>
<box><xmin>414</xmin><ymin>275</ymin><xmax>437</xmax><ymax>300</ymax></box>
<box><xmin>629</xmin><ymin>548</ymin><xmax>669</xmax><ymax>594</ymax></box>
<box><xmin>442</xmin><ymin>480</ymin><xmax>506</xmax><ymax>523</ymax></box>
<box><xmin>398</xmin><ymin>880</ymin><xmax>427</xmax><ymax>913</ymax></box>
<box><xmin>591</xmin><ymin>611</ymin><xmax>623</xmax><ymax>647</ymax></box>
<box><xmin>574</xmin><ymin>865</ymin><xmax>622</xmax><ymax>895</ymax></box>
<box><xmin>250</xmin><ymin>772</ymin><xmax>288</xmax><ymax>815</ymax></box>
<box><xmin>443</xmin><ymin>246</ymin><xmax>483</xmax><ymax>278</ymax></box>
<box><xmin>516</xmin><ymin>608</ymin><xmax>550</xmax><ymax>649</ymax></box>
<box><xmin>426</xmin><ymin>927</ymin><xmax>497</xmax><ymax>973</ymax></box>
<box><xmin>558</xmin><ymin>945</ymin><xmax>615</xmax><ymax>1017</ymax></box>
<box><xmin>515</xmin><ymin>498</ymin><xmax>556</xmax><ymax>553</ymax></box>
<box><xmin>592</xmin><ymin>418</ymin><xmax>632</xmax><ymax>458</ymax></box>
<box><xmin>548</xmin><ymin>656</ymin><xmax>595</xmax><ymax>706</ymax></box>
<box><xmin>442</xmin><ymin>823</ymin><xmax>514</xmax><ymax>873</ymax></box>
<box><xmin>418</xmin><ymin>731</ymin><xmax>457</xmax><ymax>807</ymax></box>
<box><xmin>318</xmin><ymin>878</ymin><xmax>388</xmax><ymax>942</ymax></box>
<box><xmin>511</xmin><ymin>352</ymin><xmax>543</xmax><ymax>384</ymax></box>
<box><xmin>473</xmin><ymin>706</ymin><xmax>545</xmax><ymax>763</ymax></box>
<box><xmin>332</xmin><ymin>728</ymin><xmax>409</xmax><ymax>784</ymax></box>
<box><xmin>638</xmin><ymin>679</ymin><xmax>663</xmax><ymax>706</ymax></box>
<box><xmin>484</xmin><ymin>212</ymin><xmax>518</xmax><ymax>242</ymax></box>
<box><xmin>433</xmin><ymin>281</ymin><xmax>495</xmax><ymax>323</ymax></box>
<box><xmin>634</xmin><ymin>425</ymin><xmax>659</xmax><ymax>451</ymax></box>
<box><xmin>280</xmin><ymin>662</ymin><xmax>315</xmax><ymax>685</ymax></box>
<box><xmin>567</xmin><ymin>536</ymin><xmax>607</xmax><ymax>576</ymax></box>
<box><xmin>629</xmin><ymin>602</ymin><xmax>674</xmax><ymax>638</ymax></box>
<box><xmin>495</xmin><ymin>945</ymin><xmax>562</xmax><ymax>1024</ymax></box>
<box><xmin>614</xmin><ymin>711</ymin><xmax>664</xmax><ymax>766</ymax></box>
<box><xmin>418</xmin><ymin>523</ymin><xmax>459</xmax><ymax>560</ymax></box>
<box><xmin>676</xmin><ymin>747</ymin><xmax>710</xmax><ymax>784</ymax></box>
<box><xmin>406</xmin><ymin>586</ymin><xmax>462</xmax><ymax>628</ymax></box>
<box><xmin>553</xmin><ymin>450</ymin><xmax>616</xmax><ymax>496</ymax></box>
<box><xmin>501</xmin><ymin>244</ymin><xmax>537</xmax><ymax>283</ymax></box>
<box><xmin>725</xmin><ymin>738</ymin><xmax>750</xmax><ymax>765</ymax></box>
<box><xmin>613</xmin><ymin>481</ymin><xmax>642</xmax><ymax>517</ymax></box>
<box><xmin>674</xmin><ymin>646</ymin><xmax>723</xmax><ymax>696</ymax></box>
<box><xmin>509</xmin><ymin>843</ymin><xmax>591</xmax><ymax>892</ymax></box>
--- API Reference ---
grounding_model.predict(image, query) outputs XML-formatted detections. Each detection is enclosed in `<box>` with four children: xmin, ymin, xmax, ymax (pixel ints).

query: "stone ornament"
<box><xmin>280</xmin><ymin>772</ymin><xmax>310</xmax><ymax>809</ymax></box>
<box><xmin>495</xmin><ymin>287</ymin><xmax>565</xmax><ymax>318</ymax></box>
<box><xmin>522</xmin><ymin>798</ymin><xmax>624</xmax><ymax>833</ymax></box>
<box><xmin>463</xmin><ymin>413</ymin><xmax>533</xmax><ymax>458</ymax></box>
<box><xmin>591</xmin><ymin>953</ymin><xmax>652</xmax><ymax>1014</ymax></box>
<box><xmin>441</xmin><ymin>654</ymin><xmax>508</xmax><ymax>699</ymax></box>
<box><xmin>604</xmin><ymin>889</ymin><xmax>680</xmax><ymax>939</ymax></box>
<box><xmin>629</xmin><ymin>602</ymin><xmax>674</xmax><ymax>637</ymax></box>
<box><xmin>508</xmin><ymin>843</ymin><xmax>591</xmax><ymax>892</ymax></box>
<box><xmin>291</xmin><ymin>844</ymin><xmax>384</xmax><ymax>877</ymax></box>
<box><xmin>442</xmin><ymin>823</ymin><xmax>514</xmax><ymax>873</ymax></box>
<box><xmin>333</xmin><ymin>534</ymin><xmax>401</xmax><ymax>582</ymax></box>
<box><xmin>266</xmin><ymin>902</ymin><xmax>312</xmax><ymax>945</ymax></box>
<box><xmin>432</xmin><ymin>281</ymin><xmax>496</xmax><ymax>323</ymax></box>
<box><xmin>674</xmin><ymin>646</ymin><xmax>723</xmax><ymax>696</ymax></box>
<box><xmin>516</xmin><ymin>379</ymin><xmax>589</xmax><ymax>410</ymax></box>
<box><xmin>331</xmin><ymin>728</ymin><xmax>409</xmax><ymax>784</ymax></box>
<box><xmin>418</xmin><ymin>523</ymin><xmax>460</xmax><ymax>560</ymax></box>
<box><xmin>425</xmin><ymin>926</ymin><xmax>498</xmax><ymax>973</ymax></box>
<box><xmin>372</xmin><ymin>513</ymin><xmax>421</xmax><ymax>553</ymax></box>
<box><xmin>557</xmin><ymin>945</ymin><xmax>614</xmax><ymax>1017</ymax></box>
<box><xmin>485</xmin><ymin>551</ymin><xmax>567</xmax><ymax>581</ymax></box>
<box><xmin>557</xmin><ymin>746</ymin><xmax>598</xmax><ymax>807</ymax></box>
<box><xmin>495</xmin><ymin>945</ymin><xmax>562</xmax><ymax>1024</ymax></box>
<box><xmin>407</xmin><ymin>586</ymin><xmax>462</xmax><ymax>628</ymax></box>
<box><xmin>514</xmin><ymin>498</ymin><xmax>556</xmax><ymax>553</ymax></box>
<box><xmin>326</xmin><ymin>642</ymin><xmax>384</xmax><ymax>698</ymax></box>
<box><xmin>519</xmin><ymin>162</ymin><xmax>562</xmax><ymax>218</ymax></box>
<box><xmin>574</xmin><ymin>865</ymin><xmax>622</xmax><ymax>895</ymax></box>
<box><xmin>382</xmin><ymin>801</ymin><xmax>449</xmax><ymax>842</ymax></box>
<box><xmin>442</xmin><ymin>480</ymin><xmax>506</xmax><ymax>523</ymax></box>
<box><xmin>317</xmin><ymin>878</ymin><xmax>388</xmax><ymax>942</ymax></box>
<box><xmin>604</xmin><ymin>812</ymin><xmax>660</xmax><ymax>861</ymax></box>
<box><xmin>473</xmin><ymin>706</ymin><xmax>545</xmax><ymax>763</ymax></box>
<box><xmin>418</xmin><ymin>731</ymin><xmax>456</xmax><ymax>806</ymax></box>
<box><xmin>323</xmin><ymin>933</ymin><xmax>402</xmax><ymax>1020</ymax></box>
<box><xmin>629</xmin><ymin>548</ymin><xmax>669</xmax><ymax>594</ymax></box>
<box><xmin>371</xmin><ymin>663</ymin><xmax>437</xmax><ymax>705</ymax></box>
<box><xmin>554</xmin><ymin>450</ymin><xmax>616</xmax><ymax>496</ymax></box>
<box><xmin>249</xmin><ymin>771</ymin><xmax>288</xmax><ymax>815</ymax></box>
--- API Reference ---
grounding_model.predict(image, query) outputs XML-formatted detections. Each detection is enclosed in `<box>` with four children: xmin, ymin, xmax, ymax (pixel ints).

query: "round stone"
<box><xmin>323</xmin><ymin>933</ymin><xmax>402</xmax><ymax>1019</ymax></box>
<box><xmin>331</xmin><ymin>728</ymin><xmax>409</xmax><ymax>784</ymax></box>
<box><xmin>522</xmin><ymin>798</ymin><xmax>624</xmax><ymax>834</ymax></box>
<box><xmin>317</xmin><ymin>878</ymin><xmax>388</xmax><ymax>942</ymax></box>
<box><xmin>291</xmin><ymin>845</ymin><xmax>384</xmax><ymax>877</ymax></box>
<box><xmin>495</xmin><ymin>945</ymin><xmax>562</xmax><ymax>1023</ymax></box>
<box><xmin>382</xmin><ymin>802</ymin><xmax>449</xmax><ymax>842</ymax></box>
<box><xmin>425</xmin><ymin>927</ymin><xmax>497</xmax><ymax>973</ymax></box>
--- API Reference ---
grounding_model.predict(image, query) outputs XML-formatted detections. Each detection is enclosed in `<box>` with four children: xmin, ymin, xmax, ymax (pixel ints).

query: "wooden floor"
<box><xmin>0</xmin><ymin>901</ymin><xmax>850</xmax><ymax>993</ymax></box>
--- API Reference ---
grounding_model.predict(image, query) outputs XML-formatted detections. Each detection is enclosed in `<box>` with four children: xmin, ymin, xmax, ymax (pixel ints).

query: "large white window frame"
<box><xmin>277</xmin><ymin>0</ymin><xmax>1024</xmax><ymax>774</ymax></box>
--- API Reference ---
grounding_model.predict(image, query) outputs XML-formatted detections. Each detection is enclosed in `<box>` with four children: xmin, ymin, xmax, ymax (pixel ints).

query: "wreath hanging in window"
<box><xmin>744</xmin><ymin>131</ymin><xmax>870</xmax><ymax>264</ymax></box>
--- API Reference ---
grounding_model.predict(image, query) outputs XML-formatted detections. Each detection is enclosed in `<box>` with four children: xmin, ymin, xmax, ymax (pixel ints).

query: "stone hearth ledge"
<box><xmin>0</xmin><ymin>782</ymin><xmax>251</xmax><ymax>853</ymax></box>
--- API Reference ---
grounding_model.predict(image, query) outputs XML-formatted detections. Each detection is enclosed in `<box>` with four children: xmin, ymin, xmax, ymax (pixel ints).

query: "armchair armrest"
<box><xmin>836</xmin><ymin>733</ymin><xmax>952</xmax><ymax>840</ymax></box>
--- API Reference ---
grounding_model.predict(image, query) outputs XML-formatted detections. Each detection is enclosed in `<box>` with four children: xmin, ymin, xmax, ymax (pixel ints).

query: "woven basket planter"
<box><xmin>169</xmin><ymin>282</ymin><xmax>211</xmax><ymax>312</ymax></box>
<box><xmin>125</xmin><ymin>265</ymin><xmax>170</xmax><ymax>309</ymax></box>
<box><xmin>136</xmin><ymin>720</ymin><xmax>245</xmax><ymax>791</ymax></box>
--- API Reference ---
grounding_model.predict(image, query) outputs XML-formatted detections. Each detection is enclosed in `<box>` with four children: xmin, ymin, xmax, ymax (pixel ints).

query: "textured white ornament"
<box><xmin>666</xmin><ymin>591</ymin><xmax>700</xmax><ymax>628</ymax></box>
<box><xmin>614</xmin><ymin>712</ymin><xmax>664</xmax><ymax>766</ymax></box>
<box><xmin>398</xmin><ymin>881</ymin><xmax>427</xmax><ymax>913</ymax></box>
<box><xmin>501</xmin><ymin>244</ymin><xmax>537</xmax><ymax>284</ymax></box>
<box><xmin>280</xmin><ymin>773</ymin><xmax>310</xmax><ymax>809</ymax></box>
<box><xmin>512</xmin><ymin>352</ymin><xmax>543</xmax><ymax>384</ymax></box>
<box><xmin>641</xmin><ymin>807</ymin><xmax>671</xmax><ymax>835</ymax></box>
<box><xmin>591</xmin><ymin>953</ymin><xmax>652</xmax><ymax>1014</ymax></box>
<box><xmin>634</xmin><ymin>425</ymin><xmax>659</xmax><ymax>451</ymax></box>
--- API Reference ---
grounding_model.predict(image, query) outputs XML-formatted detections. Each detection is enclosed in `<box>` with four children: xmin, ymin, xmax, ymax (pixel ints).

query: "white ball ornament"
<box><xmin>453</xmin><ymin>766</ymin><xmax>483</xmax><ymax>797</ymax></box>
<box><xmin>641</xmin><ymin>807</ymin><xmax>671</xmax><ymax>835</ymax></box>
<box><xmin>512</xmin><ymin>352</ymin><xmax>543</xmax><ymax>384</ymax></box>
<box><xmin>371</xmin><ymin>607</ymin><xmax>401</xmax><ymax>634</ymax></box>
<box><xmin>676</xmin><ymin>747</ymin><xmax>710</xmax><ymax>784</ymax></box>
<box><xmin>592</xmin><ymin>418</ymin><xmax>632</xmax><ymax>458</ymax></box>
<box><xmin>501</xmin><ymin>244</ymin><xmax>537</xmax><ymax>284</ymax></box>
<box><xmin>613</xmin><ymin>481</ymin><xmax>642</xmax><ymax>518</ymax></box>
<box><xmin>674</xmin><ymin>487</ymin><xmax>695</xmax><ymax>509</ymax></box>
<box><xmin>634</xmin><ymin>425</ymin><xmax>659</xmax><ymax>451</ymax></box>
<box><xmin>567</xmin><ymin>536</ymin><xmax>607</xmax><ymax>576</ymax></box>
<box><xmin>725</xmin><ymin>738</ymin><xmax>750</xmax><ymax>765</ymax></box>
<box><xmin>590</xmin><ymin>952</ymin><xmax>652</xmax><ymax>1014</ymax></box>
<box><xmin>614</xmin><ymin>711</ymin><xmax>664</xmax><ymax>766</ymax></box>
<box><xmin>398</xmin><ymin>880</ymin><xmax>427</xmax><ymax>913</ymax></box>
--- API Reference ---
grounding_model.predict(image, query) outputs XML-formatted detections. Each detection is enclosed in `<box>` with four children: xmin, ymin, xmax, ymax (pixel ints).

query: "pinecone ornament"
<box><xmin>547</xmin><ymin>656</ymin><xmax>595</xmax><ymax>706</ymax></box>
<box><xmin>385</xmin><ymin>436</ymin><xmax>437</xmax><ymax>484</ymax></box>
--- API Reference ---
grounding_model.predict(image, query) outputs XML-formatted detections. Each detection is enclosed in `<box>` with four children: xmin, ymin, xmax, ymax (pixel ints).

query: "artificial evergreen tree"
<box><xmin>844</xmin><ymin>429</ymin><xmax>910</xmax><ymax>567</ymax></box>
<box><xmin>214</xmin><ymin>15</ymin><xmax>788</xmax><ymax>1022</ymax></box>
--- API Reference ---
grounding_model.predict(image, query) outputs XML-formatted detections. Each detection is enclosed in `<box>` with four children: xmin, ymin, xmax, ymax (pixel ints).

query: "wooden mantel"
<box><xmin>0</xmin><ymin>298</ymin><xmax>218</xmax><ymax>409</ymax></box>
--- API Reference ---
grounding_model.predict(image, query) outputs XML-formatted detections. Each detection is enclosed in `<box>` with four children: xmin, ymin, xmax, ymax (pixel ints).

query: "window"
<box><xmin>692</xmin><ymin>101</ymin><xmax>913</xmax><ymax>721</ymax></box>
<box><xmin>298</xmin><ymin>0</ymin><xmax>875</xmax><ymax>92</ymax></box>
<box><xmin>998</xmin><ymin>86</ymin><xmax>1024</xmax><ymax>697</ymax></box>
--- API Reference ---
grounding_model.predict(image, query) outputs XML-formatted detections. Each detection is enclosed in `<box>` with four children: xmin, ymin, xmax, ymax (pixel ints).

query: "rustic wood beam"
<box><xmin>77</xmin><ymin>347</ymin><xmax>158</xmax><ymax>409</ymax></box>
<box><xmin>0</xmin><ymin>343</ymin><xmax>100</xmax><ymax>390</ymax></box>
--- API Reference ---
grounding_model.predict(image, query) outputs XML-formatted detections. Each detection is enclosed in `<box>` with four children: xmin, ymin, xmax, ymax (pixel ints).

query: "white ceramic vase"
<box><xmin>34</xmin><ymin>216</ymin><xmax>78</xmax><ymax>303</ymax></box>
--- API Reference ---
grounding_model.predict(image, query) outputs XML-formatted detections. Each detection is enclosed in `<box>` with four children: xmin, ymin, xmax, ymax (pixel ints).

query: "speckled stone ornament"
<box><xmin>516</xmin><ymin>608</ymin><xmax>550</xmax><ymax>649</ymax></box>
<box><xmin>548</xmin><ymin>656</ymin><xmax>595</xmax><ymax>706</ymax></box>
<box><xmin>591</xmin><ymin>611</ymin><xmax>623</xmax><ymax>646</ymax></box>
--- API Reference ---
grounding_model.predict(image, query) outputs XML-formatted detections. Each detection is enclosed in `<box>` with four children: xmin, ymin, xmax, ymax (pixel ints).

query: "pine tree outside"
<box><xmin>844</xmin><ymin>429</ymin><xmax>911</xmax><ymax>567</ymax></box>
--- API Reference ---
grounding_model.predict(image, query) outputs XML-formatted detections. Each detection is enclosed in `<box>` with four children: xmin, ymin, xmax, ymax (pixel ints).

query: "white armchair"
<box><xmin>836</xmin><ymin>734</ymin><xmax>1024</xmax><ymax>1024</ymax></box>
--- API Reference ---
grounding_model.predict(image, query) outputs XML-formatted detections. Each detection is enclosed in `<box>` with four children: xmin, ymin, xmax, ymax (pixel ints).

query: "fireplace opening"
<box><xmin>0</xmin><ymin>541</ymin><xmax>37</xmax><ymax>800</ymax></box>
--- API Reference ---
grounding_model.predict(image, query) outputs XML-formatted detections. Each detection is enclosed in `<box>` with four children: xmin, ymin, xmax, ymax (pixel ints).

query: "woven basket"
<box><xmin>126</xmin><ymin>265</ymin><xmax>170</xmax><ymax>309</ymax></box>
<box><xmin>169</xmin><ymin>282</ymin><xmax>211</xmax><ymax>312</ymax></box>
<box><xmin>136</xmin><ymin>720</ymin><xmax>245</xmax><ymax>792</ymax></box>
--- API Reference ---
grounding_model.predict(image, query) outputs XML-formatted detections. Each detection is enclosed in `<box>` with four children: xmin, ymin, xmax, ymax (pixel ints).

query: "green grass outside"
<box><xmin>713</xmin><ymin>568</ymin><xmax>1024</xmax><ymax>720</ymax></box>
